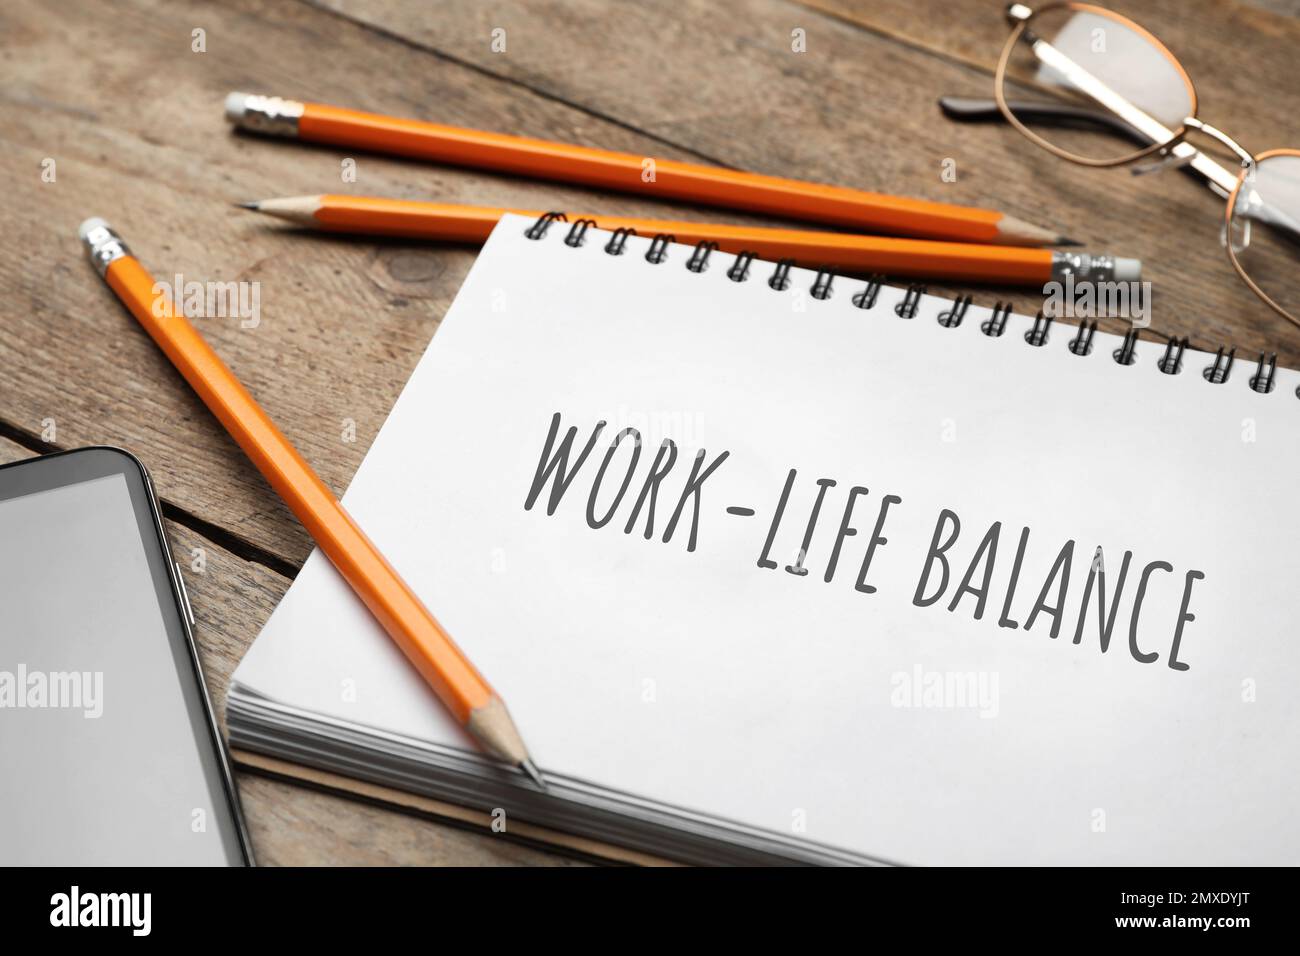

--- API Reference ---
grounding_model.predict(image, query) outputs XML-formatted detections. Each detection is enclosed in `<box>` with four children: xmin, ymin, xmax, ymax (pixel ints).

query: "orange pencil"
<box><xmin>224</xmin><ymin>92</ymin><xmax>1072</xmax><ymax>247</ymax></box>
<box><xmin>78</xmin><ymin>217</ymin><xmax>546</xmax><ymax>789</ymax></box>
<box><xmin>240</xmin><ymin>194</ymin><xmax>1139</xmax><ymax>287</ymax></box>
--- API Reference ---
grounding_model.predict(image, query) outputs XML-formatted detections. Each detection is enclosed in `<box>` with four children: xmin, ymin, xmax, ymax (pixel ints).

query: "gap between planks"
<box><xmin>0</xmin><ymin>417</ymin><xmax>301</xmax><ymax>579</ymax></box>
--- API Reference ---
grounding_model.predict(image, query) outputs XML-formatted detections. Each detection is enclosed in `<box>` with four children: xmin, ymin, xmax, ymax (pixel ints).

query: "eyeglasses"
<box><xmin>992</xmin><ymin>2</ymin><xmax>1298</xmax><ymax>329</ymax></box>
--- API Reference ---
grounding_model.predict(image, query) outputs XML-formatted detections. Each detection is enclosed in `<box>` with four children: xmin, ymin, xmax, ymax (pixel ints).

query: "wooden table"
<box><xmin>2</xmin><ymin>0</ymin><xmax>1296</xmax><ymax>865</ymax></box>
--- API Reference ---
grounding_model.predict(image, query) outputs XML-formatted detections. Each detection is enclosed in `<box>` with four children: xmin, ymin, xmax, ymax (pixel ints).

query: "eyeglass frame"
<box><xmin>992</xmin><ymin>1</ymin><xmax>1299</xmax><ymax>326</ymax></box>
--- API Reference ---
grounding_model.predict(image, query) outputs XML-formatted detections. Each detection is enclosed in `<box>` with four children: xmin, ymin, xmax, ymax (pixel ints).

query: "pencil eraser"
<box><xmin>1113</xmin><ymin>257</ymin><xmax>1142</xmax><ymax>282</ymax></box>
<box><xmin>77</xmin><ymin>217</ymin><xmax>110</xmax><ymax>240</ymax></box>
<box><xmin>224</xmin><ymin>91</ymin><xmax>250</xmax><ymax>124</ymax></box>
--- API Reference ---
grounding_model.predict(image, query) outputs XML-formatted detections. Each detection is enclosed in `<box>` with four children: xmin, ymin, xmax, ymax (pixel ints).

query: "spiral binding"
<box><xmin>1069</xmin><ymin>320</ymin><xmax>1097</xmax><ymax>356</ymax></box>
<box><xmin>525</xmin><ymin>211</ymin><xmax>566</xmax><ymax>240</ymax></box>
<box><xmin>523</xmin><ymin>213</ymin><xmax>1296</xmax><ymax>399</ymax></box>
<box><xmin>768</xmin><ymin>258</ymin><xmax>795</xmax><ymax>291</ymax></box>
<box><xmin>1158</xmin><ymin>337</ymin><xmax>1188</xmax><ymax>375</ymax></box>
<box><xmin>645</xmin><ymin>234</ymin><xmax>674</xmax><ymax>264</ymax></box>
<box><xmin>895</xmin><ymin>284</ymin><xmax>926</xmax><ymax>319</ymax></box>
<box><xmin>811</xmin><ymin>269</ymin><xmax>834</xmax><ymax>301</ymax></box>
<box><xmin>565</xmin><ymin>218</ymin><xmax>597</xmax><ymax>247</ymax></box>
<box><xmin>1204</xmin><ymin>346</ymin><xmax>1235</xmax><ymax>383</ymax></box>
<box><xmin>1114</xmin><ymin>328</ymin><xmax>1140</xmax><ymax>366</ymax></box>
<box><xmin>937</xmin><ymin>294</ymin><xmax>972</xmax><ymax>329</ymax></box>
<box><xmin>1025</xmin><ymin>312</ymin><xmax>1052</xmax><ymax>347</ymax></box>
<box><xmin>605</xmin><ymin>227</ymin><xmax>636</xmax><ymax>256</ymax></box>
<box><xmin>981</xmin><ymin>302</ymin><xmax>1012</xmax><ymax>337</ymax></box>
<box><xmin>687</xmin><ymin>241</ymin><xmax>718</xmax><ymax>273</ymax></box>
<box><xmin>1251</xmin><ymin>353</ymin><xmax>1278</xmax><ymax>393</ymax></box>
<box><xmin>728</xmin><ymin>251</ymin><xmax>756</xmax><ymax>282</ymax></box>
<box><xmin>852</xmin><ymin>276</ymin><xmax>883</xmax><ymax>310</ymax></box>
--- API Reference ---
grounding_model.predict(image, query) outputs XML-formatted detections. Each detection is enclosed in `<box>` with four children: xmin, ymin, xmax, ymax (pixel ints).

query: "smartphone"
<box><xmin>0</xmin><ymin>447</ymin><xmax>252</xmax><ymax>865</ymax></box>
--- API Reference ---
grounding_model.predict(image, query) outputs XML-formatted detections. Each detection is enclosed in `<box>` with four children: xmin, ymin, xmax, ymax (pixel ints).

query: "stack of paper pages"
<box><xmin>229</xmin><ymin>215</ymin><xmax>1300</xmax><ymax>865</ymax></box>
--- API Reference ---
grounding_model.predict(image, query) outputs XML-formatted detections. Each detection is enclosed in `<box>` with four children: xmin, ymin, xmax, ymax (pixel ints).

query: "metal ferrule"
<box><xmin>1051</xmin><ymin>252</ymin><xmax>1118</xmax><ymax>283</ymax></box>
<box><xmin>80</xmin><ymin>219</ymin><xmax>131</xmax><ymax>277</ymax></box>
<box><xmin>227</xmin><ymin>93</ymin><xmax>304</xmax><ymax>137</ymax></box>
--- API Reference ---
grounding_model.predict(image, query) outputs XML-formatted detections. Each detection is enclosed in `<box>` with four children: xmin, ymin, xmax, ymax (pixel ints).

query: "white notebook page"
<box><xmin>233</xmin><ymin>214</ymin><xmax>1300</xmax><ymax>865</ymax></box>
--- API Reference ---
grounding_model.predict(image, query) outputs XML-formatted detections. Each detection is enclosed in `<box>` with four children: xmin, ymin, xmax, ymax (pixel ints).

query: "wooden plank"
<box><xmin>0</xmin><ymin>438</ymin><xmax>579</xmax><ymax>866</ymax></box>
<box><xmin>5</xmin><ymin>0</ymin><xmax>1296</xmax><ymax>866</ymax></box>
<box><xmin>236</xmin><ymin>750</ymin><xmax>672</xmax><ymax>866</ymax></box>
<box><xmin>802</xmin><ymin>0</ymin><xmax>1300</xmax><ymax>94</ymax></box>
<box><xmin>239</xmin><ymin>772</ymin><xmax>584</xmax><ymax>866</ymax></box>
<box><xmin>6</xmin><ymin>0</ymin><xmax>1296</xmax><ymax>577</ymax></box>
<box><xmin>315</xmin><ymin>0</ymin><xmax>1300</xmax><ymax>364</ymax></box>
<box><xmin>1244</xmin><ymin>0</ymin><xmax>1300</xmax><ymax>16</ymax></box>
<box><xmin>0</xmin><ymin>0</ymin><xmax>772</xmax><ymax>570</ymax></box>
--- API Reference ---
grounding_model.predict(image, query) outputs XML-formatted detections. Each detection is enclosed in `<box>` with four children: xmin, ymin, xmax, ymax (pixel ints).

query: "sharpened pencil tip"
<box><xmin>521</xmin><ymin>759</ymin><xmax>548</xmax><ymax>791</ymax></box>
<box><xmin>235</xmin><ymin>201</ymin><xmax>260</xmax><ymax>210</ymax></box>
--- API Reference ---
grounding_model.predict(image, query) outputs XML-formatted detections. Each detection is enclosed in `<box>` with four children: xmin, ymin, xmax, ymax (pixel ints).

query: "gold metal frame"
<box><xmin>996</xmin><ymin>2</ymin><xmax>1295</xmax><ymax>327</ymax></box>
<box><xmin>994</xmin><ymin>2</ymin><xmax>1197</xmax><ymax>167</ymax></box>
<box><xmin>1226</xmin><ymin>149</ymin><xmax>1300</xmax><ymax>329</ymax></box>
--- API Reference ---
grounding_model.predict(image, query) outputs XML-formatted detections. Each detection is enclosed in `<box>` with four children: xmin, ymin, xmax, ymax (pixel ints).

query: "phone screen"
<box><xmin>0</xmin><ymin>450</ymin><xmax>248</xmax><ymax>865</ymax></box>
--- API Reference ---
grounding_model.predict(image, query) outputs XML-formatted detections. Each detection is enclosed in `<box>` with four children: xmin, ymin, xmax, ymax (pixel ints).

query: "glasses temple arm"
<box><xmin>939</xmin><ymin>95</ymin><xmax>1152</xmax><ymax>145</ymax></box>
<box><xmin>944</xmin><ymin>91</ymin><xmax>1300</xmax><ymax>241</ymax></box>
<box><xmin>940</xmin><ymin>94</ymin><xmax>1233</xmax><ymax>198</ymax></box>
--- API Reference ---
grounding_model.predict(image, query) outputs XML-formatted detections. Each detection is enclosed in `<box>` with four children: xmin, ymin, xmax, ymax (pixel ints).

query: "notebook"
<box><xmin>228</xmin><ymin>213</ymin><xmax>1300</xmax><ymax>866</ymax></box>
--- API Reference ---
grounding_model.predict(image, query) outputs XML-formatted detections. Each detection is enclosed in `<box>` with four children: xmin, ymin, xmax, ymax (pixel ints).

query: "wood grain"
<box><xmin>314</xmin><ymin>0</ymin><xmax>1300</xmax><ymax>360</ymax></box>
<box><xmin>239</xmin><ymin>773</ymin><xmax>584</xmax><ymax>866</ymax></box>
<box><xmin>236</xmin><ymin>750</ymin><xmax>666</xmax><ymax>865</ymax></box>
<box><xmin>3</xmin><ymin>0</ymin><xmax>1297</xmax><ymax>578</ymax></box>
<box><xmin>0</xmin><ymin>0</ymin><xmax>772</xmax><ymax>571</ymax></box>
<box><xmin>0</xmin><ymin>437</ymin><xmax>579</xmax><ymax>866</ymax></box>
<box><xmin>1</xmin><ymin>0</ymin><xmax>1294</xmax><ymax>866</ymax></box>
